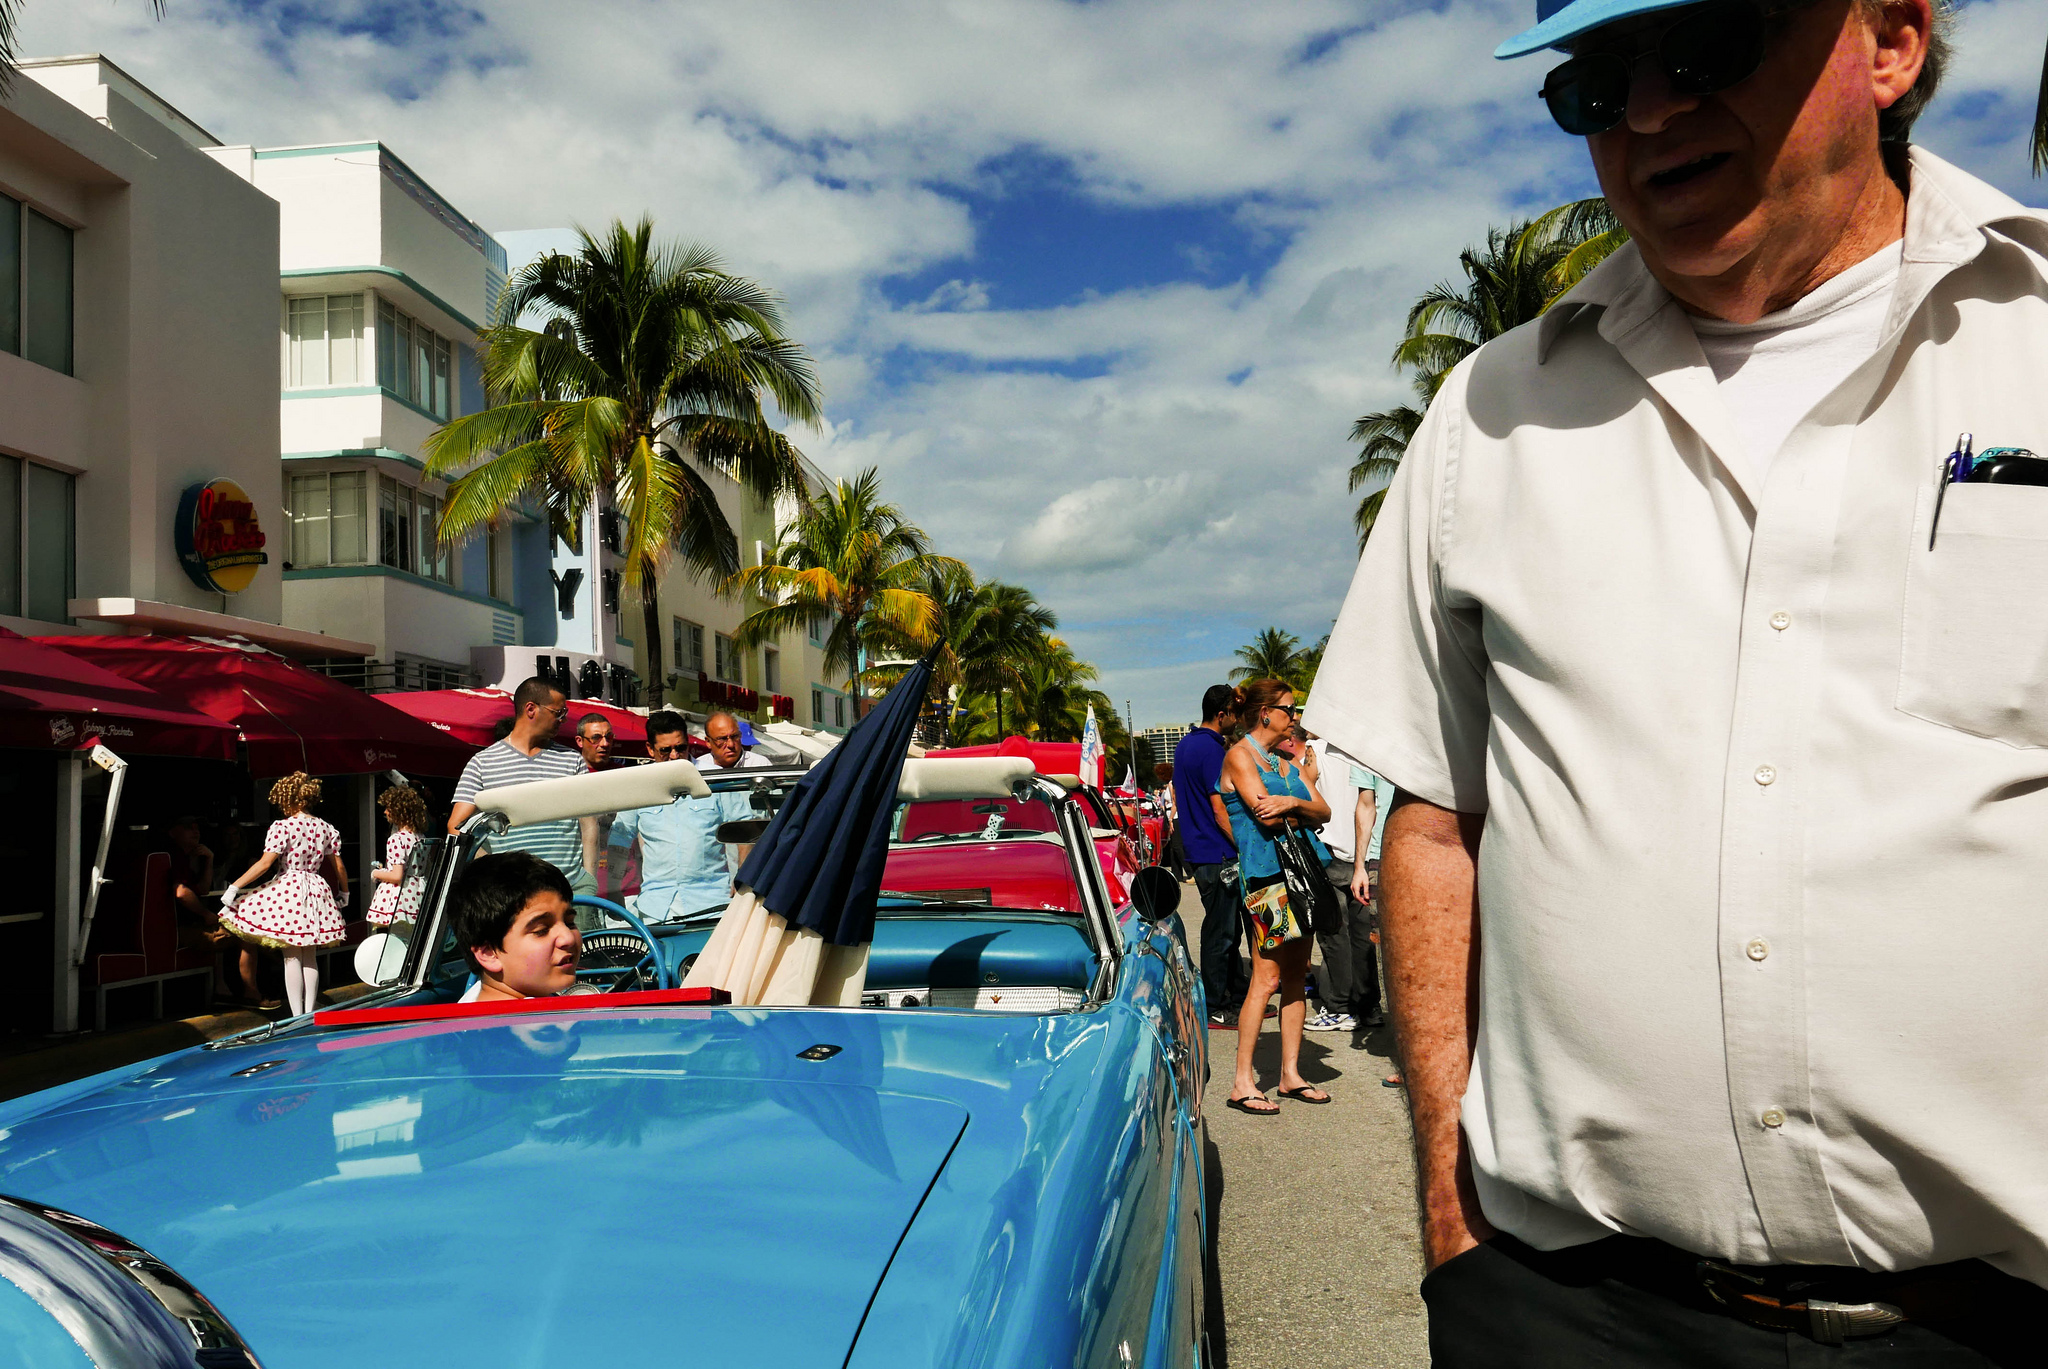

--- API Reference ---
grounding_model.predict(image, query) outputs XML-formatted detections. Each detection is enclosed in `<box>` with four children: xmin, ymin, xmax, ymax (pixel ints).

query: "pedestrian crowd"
<box><xmin>141</xmin><ymin>672</ymin><xmax>771</xmax><ymax>1018</ymax></box>
<box><xmin>1167</xmin><ymin>679</ymin><xmax>1398</xmax><ymax>1117</ymax></box>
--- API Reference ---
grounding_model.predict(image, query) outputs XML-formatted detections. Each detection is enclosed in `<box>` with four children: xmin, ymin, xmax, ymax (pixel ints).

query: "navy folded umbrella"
<box><xmin>684</xmin><ymin>647</ymin><xmax>937</xmax><ymax>1005</ymax></box>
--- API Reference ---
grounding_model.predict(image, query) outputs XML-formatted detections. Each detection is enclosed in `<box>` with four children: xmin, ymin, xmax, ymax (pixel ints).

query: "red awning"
<box><xmin>37</xmin><ymin>636</ymin><xmax>476</xmax><ymax>777</ymax></box>
<box><xmin>375</xmin><ymin>688</ymin><xmax>678</xmax><ymax>753</ymax></box>
<box><xmin>0</xmin><ymin>628</ymin><xmax>237</xmax><ymax>758</ymax></box>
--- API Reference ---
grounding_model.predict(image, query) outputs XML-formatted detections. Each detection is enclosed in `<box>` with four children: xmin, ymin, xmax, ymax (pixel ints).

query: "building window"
<box><xmin>486</xmin><ymin>524</ymin><xmax>511</xmax><ymax>601</ymax></box>
<box><xmin>600</xmin><ymin>568</ymin><xmax>620</xmax><ymax>616</ymax></box>
<box><xmin>673</xmin><ymin>617</ymin><xmax>704</xmax><ymax>675</ymax></box>
<box><xmin>714</xmin><ymin>633</ymin><xmax>738</xmax><ymax>683</ymax></box>
<box><xmin>284</xmin><ymin>470</ymin><xmax>370</xmax><ymax>568</ymax></box>
<box><xmin>0</xmin><ymin>455</ymin><xmax>74</xmax><ymax>620</ymax></box>
<box><xmin>807</xmin><ymin>613</ymin><xmax>825</xmax><ymax>647</ymax></box>
<box><xmin>0</xmin><ymin>194</ymin><xmax>73</xmax><ymax>376</ymax></box>
<box><xmin>763</xmin><ymin>647</ymin><xmax>780</xmax><ymax>694</ymax></box>
<box><xmin>375</xmin><ymin>298</ymin><xmax>453</xmax><ymax>419</ymax></box>
<box><xmin>285</xmin><ymin>294</ymin><xmax>364</xmax><ymax>388</ymax></box>
<box><xmin>833</xmin><ymin>694</ymin><xmax>846</xmax><ymax>729</ymax></box>
<box><xmin>810</xmin><ymin>688</ymin><xmax>824</xmax><ymax>725</ymax></box>
<box><xmin>376</xmin><ymin>474</ymin><xmax>449</xmax><ymax>582</ymax></box>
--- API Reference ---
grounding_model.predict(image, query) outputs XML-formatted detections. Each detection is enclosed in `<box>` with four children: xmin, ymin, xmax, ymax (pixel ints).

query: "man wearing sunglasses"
<box><xmin>1307</xmin><ymin>0</ymin><xmax>2048</xmax><ymax>1362</ymax></box>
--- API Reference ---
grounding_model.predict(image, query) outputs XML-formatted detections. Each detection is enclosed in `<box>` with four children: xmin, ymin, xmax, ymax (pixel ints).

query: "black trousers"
<box><xmin>1314</xmin><ymin>858</ymin><xmax>1379</xmax><ymax>1019</ymax></box>
<box><xmin>1427</xmin><ymin>1236</ymin><xmax>2045</xmax><ymax>1368</ymax></box>
<box><xmin>1191</xmin><ymin>862</ymin><xmax>1247</xmax><ymax>1013</ymax></box>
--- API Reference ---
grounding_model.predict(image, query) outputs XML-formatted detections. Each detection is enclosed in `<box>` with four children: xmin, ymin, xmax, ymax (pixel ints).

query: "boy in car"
<box><xmin>452</xmin><ymin>852</ymin><xmax>596</xmax><ymax>1003</ymax></box>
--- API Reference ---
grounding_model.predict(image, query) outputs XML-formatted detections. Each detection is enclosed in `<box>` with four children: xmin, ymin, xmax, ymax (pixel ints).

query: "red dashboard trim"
<box><xmin>314</xmin><ymin>985</ymin><xmax>729</xmax><ymax>1028</ymax></box>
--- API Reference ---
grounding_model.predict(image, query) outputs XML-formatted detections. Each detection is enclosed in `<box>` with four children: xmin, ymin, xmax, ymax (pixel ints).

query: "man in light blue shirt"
<box><xmin>610</xmin><ymin>711</ymin><xmax>755</xmax><ymax>919</ymax></box>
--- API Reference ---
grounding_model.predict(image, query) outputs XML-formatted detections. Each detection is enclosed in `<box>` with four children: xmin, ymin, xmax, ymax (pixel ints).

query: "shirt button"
<box><xmin>1769</xmin><ymin>611</ymin><xmax>1791</xmax><ymax>631</ymax></box>
<box><xmin>1745</xmin><ymin>937</ymin><xmax>1770</xmax><ymax>962</ymax></box>
<box><xmin>1760</xmin><ymin>1108</ymin><xmax>1786</xmax><ymax>1129</ymax></box>
<box><xmin>1754</xmin><ymin>765</ymin><xmax>1777</xmax><ymax>786</ymax></box>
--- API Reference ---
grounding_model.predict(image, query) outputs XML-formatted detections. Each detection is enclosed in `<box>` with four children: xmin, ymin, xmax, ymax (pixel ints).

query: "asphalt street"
<box><xmin>1186</xmin><ymin>883</ymin><xmax>1431</xmax><ymax>1369</ymax></box>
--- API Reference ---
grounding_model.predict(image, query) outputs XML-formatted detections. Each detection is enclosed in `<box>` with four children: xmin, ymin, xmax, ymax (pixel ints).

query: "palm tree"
<box><xmin>1349</xmin><ymin>197</ymin><xmax>1626</xmax><ymax>548</ymax></box>
<box><xmin>726</xmin><ymin>468</ymin><xmax>963</xmax><ymax>712</ymax></box>
<box><xmin>2035</xmin><ymin>35</ymin><xmax>2048</xmax><ymax>176</ymax></box>
<box><xmin>1349</xmin><ymin>375</ymin><xmax>1427</xmax><ymax>547</ymax></box>
<box><xmin>928</xmin><ymin>570</ymin><xmax>1058</xmax><ymax>742</ymax></box>
<box><xmin>1230</xmin><ymin>627</ymin><xmax>1306</xmax><ymax>687</ymax></box>
<box><xmin>425</xmin><ymin>220</ymin><xmax>821</xmax><ymax>693</ymax></box>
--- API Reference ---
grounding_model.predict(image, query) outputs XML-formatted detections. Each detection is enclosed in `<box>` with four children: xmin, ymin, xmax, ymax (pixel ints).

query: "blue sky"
<box><xmin>25</xmin><ymin>0</ymin><xmax>2048</xmax><ymax>729</ymax></box>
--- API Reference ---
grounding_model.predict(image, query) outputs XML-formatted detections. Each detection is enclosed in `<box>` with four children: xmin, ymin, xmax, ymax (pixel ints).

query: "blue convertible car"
<box><xmin>0</xmin><ymin>757</ymin><xmax>1211</xmax><ymax>1368</ymax></box>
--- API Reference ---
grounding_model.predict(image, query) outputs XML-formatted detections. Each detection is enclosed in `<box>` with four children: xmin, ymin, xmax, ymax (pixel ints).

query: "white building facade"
<box><xmin>0</xmin><ymin>56</ymin><xmax>353</xmax><ymax>655</ymax></box>
<box><xmin>215</xmin><ymin>141</ymin><xmax>565</xmax><ymax>689</ymax></box>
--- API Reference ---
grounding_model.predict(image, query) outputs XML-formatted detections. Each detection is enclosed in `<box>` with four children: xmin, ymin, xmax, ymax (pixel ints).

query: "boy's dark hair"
<box><xmin>1200</xmin><ymin>684</ymin><xmax>1237</xmax><ymax>723</ymax></box>
<box><xmin>450</xmin><ymin>851</ymin><xmax>573</xmax><ymax>973</ymax></box>
<box><xmin>645</xmin><ymin>709</ymin><xmax>689</xmax><ymax>744</ymax></box>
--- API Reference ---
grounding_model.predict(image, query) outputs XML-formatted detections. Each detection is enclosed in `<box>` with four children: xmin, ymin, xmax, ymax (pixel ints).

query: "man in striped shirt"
<box><xmin>447</xmin><ymin>676</ymin><xmax>597</xmax><ymax>894</ymax></box>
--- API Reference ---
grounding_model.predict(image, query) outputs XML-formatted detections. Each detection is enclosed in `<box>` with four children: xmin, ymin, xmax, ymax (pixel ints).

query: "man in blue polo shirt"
<box><xmin>1172</xmin><ymin>685</ymin><xmax>1242</xmax><ymax>1026</ymax></box>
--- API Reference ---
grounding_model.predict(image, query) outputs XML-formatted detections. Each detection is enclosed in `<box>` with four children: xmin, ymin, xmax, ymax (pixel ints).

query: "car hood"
<box><xmin>0</xmin><ymin>1008</ymin><xmax>968</xmax><ymax>1368</ymax></box>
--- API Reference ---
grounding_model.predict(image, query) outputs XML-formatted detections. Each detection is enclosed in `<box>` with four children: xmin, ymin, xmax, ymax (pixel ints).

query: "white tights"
<box><xmin>282</xmin><ymin>948</ymin><xmax>321</xmax><ymax>1017</ymax></box>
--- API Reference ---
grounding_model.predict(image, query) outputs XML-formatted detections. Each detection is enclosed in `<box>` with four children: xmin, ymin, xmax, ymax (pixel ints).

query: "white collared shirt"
<box><xmin>1307</xmin><ymin>149</ymin><xmax>2048</xmax><ymax>1285</ymax></box>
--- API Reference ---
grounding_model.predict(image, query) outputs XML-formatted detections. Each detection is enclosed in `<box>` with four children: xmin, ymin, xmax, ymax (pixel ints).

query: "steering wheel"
<box><xmin>571</xmin><ymin>896</ymin><xmax>674</xmax><ymax>993</ymax></box>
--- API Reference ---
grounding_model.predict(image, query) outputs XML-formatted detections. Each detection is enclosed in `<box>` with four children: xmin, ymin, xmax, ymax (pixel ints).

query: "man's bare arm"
<box><xmin>447</xmin><ymin>801</ymin><xmax>476</xmax><ymax>835</ymax></box>
<box><xmin>1351</xmin><ymin>789</ymin><xmax>1377</xmax><ymax>903</ymax></box>
<box><xmin>1382</xmin><ymin>791</ymin><xmax>1493</xmax><ymax>1270</ymax></box>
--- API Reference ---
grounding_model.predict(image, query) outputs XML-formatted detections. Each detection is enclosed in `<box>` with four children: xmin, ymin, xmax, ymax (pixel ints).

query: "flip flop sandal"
<box><xmin>1277</xmin><ymin>1086</ymin><xmax>1332</xmax><ymax>1104</ymax></box>
<box><xmin>1226</xmin><ymin>1095</ymin><xmax>1281</xmax><ymax>1116</ymax></box>
<box><xmin>1382</xmin><ymin>1075</ymin><xmax>1405</xmax><ymax>1088</ymax></box>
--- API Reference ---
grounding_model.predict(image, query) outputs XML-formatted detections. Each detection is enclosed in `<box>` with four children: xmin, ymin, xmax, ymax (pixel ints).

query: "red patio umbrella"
<box><xmin>37</xmin><ymin>636</ymin><xmax>475</xmax><ymax>777</ymax></box>
<box><xmin>379</xmin><ymin>688</ymin><xmax>677</xmax><ymax>752</ymax></box>
<box><xmin>0</xmin><ymin>628</ymin><xmax>235</xmax><ymax>758</ymax></box>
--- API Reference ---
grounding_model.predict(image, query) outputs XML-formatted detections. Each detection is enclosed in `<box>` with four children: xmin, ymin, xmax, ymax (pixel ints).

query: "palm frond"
<box><xmin>2035</xmin><ymin>32</ymin><xmax>2048</xmax><ymax>176</ymax></box>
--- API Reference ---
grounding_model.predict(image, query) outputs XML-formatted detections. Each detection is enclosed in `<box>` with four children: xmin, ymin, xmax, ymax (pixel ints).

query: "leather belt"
<box><xmin>1693</xmin><ymin>1257</ymin><xmax>1984</xmax><ymax>1345</ymax></box>
<box><xmin>1500</xmin><ymin>1235</ymin><xmax>2036</xmax><ymax>1347</ymax></box>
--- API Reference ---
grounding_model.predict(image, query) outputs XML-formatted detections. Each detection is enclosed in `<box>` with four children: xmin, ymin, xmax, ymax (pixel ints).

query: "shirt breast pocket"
<box><xmin>1898</xmin><ymin>482</ymin><xmax>2048</xmax><ymax>747</ymax></box>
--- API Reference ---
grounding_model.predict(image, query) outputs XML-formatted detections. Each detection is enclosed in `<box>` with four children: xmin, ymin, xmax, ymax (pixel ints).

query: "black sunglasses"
<box><xmin>1540</xmin><ymin>0</ymin><xmax>1785</xmax><ymax>137</ymax></box>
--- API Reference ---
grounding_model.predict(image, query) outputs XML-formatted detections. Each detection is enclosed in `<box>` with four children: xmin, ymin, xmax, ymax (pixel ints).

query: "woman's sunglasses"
<box><xmin>1540</xmin><ymin>0</ymin><xmax>1784</xmax><ymax>137</ymax></box>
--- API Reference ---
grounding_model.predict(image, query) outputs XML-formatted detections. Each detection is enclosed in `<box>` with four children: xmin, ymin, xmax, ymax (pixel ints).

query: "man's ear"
<box><xmin>471</xmin><ymin>943</ymin><xmax>506</xmax><ymax>978</ymax></box>
<box><xmin>1870</xmin><ymin>0</ymin><xmax>1932</xmax><ymax>112</ymax></box>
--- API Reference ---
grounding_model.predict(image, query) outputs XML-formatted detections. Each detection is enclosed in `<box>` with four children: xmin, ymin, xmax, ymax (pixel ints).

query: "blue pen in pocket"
<box><xmin>1929</xmin><ymin>432</ymin><xmax>1972</xmax><ymax>550</ymax></box>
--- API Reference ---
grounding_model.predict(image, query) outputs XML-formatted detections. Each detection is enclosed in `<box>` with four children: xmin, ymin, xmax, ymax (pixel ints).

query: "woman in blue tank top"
<box><xmin>1218</xmin><ymin>678</ymin><xmax>1333</xmax><ymax>1114</ymax></box>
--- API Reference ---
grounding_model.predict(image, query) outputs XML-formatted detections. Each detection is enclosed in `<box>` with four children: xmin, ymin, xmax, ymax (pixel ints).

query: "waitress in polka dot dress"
<box><xmin>219</xmin><ymin>772</ymin><xmax>349</xmax><ymax>1017</ymax></box>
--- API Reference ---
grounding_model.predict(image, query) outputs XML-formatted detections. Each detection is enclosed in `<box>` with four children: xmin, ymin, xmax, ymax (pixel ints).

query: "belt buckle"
<box><xmin>1697</xmin><ymin>1261</ymin><xmax>1907</xmax><ymax>1344</ymax></box>
<box><xmin>1806</xmin><ymin>1299</ymin><xmax>1907</xmax><ymax>1345</ymax></box>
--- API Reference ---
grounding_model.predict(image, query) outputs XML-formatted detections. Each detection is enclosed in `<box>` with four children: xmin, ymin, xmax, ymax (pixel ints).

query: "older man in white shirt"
<box><xmin>1308</xmin><ymin>0</ymin><xmax>2048</xmax><ymax>1362</ymax></box>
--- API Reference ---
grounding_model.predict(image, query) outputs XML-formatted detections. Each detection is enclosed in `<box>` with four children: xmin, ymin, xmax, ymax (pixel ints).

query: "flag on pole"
<box><xmin>684</xmin><ymin>646</ymin><xmax>939</xmax><ymax>1006</ymax></box>
<box><xmin>1079</xmin><ymin>705</ymin><xmax>1102</xmax><ymax>788</ymax></box>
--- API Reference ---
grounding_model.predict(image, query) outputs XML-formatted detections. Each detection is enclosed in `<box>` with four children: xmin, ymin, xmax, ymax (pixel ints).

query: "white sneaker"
<box><xmin>1330</xmin><ymin>1013</ymin><xmax>1357</xmax><ymax>1031</ymax></box>
<box><xmin>1305</xmin><ymin>1011</ymin><xmax>1345</xmax><ymax>1032</ymax></box>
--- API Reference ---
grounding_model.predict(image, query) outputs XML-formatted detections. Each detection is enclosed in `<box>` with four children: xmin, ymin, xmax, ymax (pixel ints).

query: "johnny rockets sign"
<box><xmin>175</xmin><ymin>478</ymin><xmax>269</xmax><ymax>594</ymax></box>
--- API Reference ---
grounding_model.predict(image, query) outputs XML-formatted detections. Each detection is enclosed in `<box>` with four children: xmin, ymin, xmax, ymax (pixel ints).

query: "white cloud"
<box><xmin>19</xmin><ymin>0</ymin><xmax>2045</xmax><ymax>725</ymax></box>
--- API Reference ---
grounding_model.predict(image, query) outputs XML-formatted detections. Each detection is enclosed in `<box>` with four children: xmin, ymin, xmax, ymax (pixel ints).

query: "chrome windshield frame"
<box><xmin>267</xmin><ymin>761</ymin><xmax>1122</xmax><ymax>1015</ymax></box>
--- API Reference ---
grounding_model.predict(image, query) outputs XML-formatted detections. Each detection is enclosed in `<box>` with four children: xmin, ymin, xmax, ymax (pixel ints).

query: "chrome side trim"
<box><xmin>0</xmin><ymin>1194</ymin><xmax>262</xmax><ymax>1367</ymax></box>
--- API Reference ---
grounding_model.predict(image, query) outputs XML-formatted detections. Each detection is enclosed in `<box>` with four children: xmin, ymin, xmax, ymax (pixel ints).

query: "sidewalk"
<box><xmin>0</xmin><ymin>983</ymin><xmax>375</xmax><ymax>1104</ymax></box>
<box><xmin>1188</xmin><ymin>881</ymin><xmax>1430</xmax><ymax>1369</ymax></box>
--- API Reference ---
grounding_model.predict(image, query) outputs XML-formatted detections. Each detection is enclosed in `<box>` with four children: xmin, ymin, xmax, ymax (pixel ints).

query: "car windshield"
<box><xmin>367</xmin><ymin>761</ymin><xmax>1104</xmax><ymax>1013</ymax></box>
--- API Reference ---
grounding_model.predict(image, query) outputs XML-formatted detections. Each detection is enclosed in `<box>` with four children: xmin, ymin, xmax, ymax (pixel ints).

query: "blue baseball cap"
<box><xmin>1496</xmin><ymin>0</ymin><xmax>1708</xmax><ymax>58</ymax></box>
